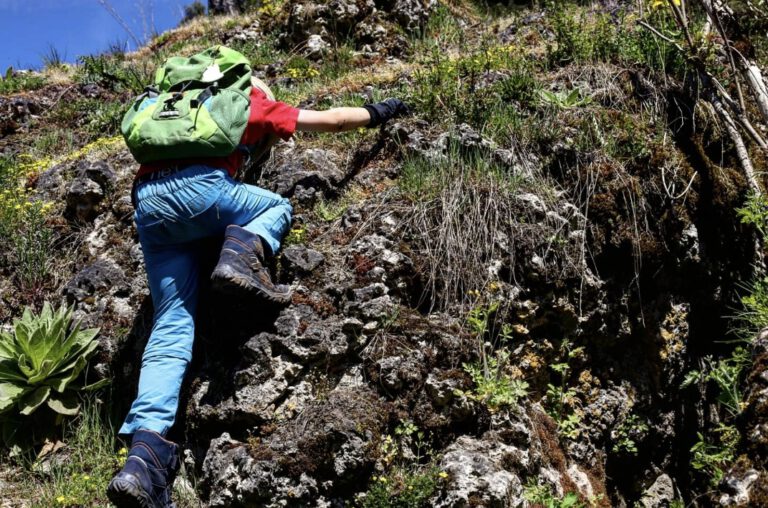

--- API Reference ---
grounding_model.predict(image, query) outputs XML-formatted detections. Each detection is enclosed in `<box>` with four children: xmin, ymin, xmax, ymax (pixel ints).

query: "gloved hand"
<box><xmin>364</xmin><ymin>98</ymin><xmax>409</xmax><ymax>128</ymax></box>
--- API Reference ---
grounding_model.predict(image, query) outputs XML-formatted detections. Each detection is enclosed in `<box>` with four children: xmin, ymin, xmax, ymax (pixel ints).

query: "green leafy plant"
<box><xmin>462</xmin><ymin>350</ymin><xmax>529</xmax><ymax>410</ymax></box>
<box><xmin>690</xmin><ymin>424</ymin><xmax>740</xmax><ymax>486</ymax></box>
<box><xmin>681</xmin><ymin>347</ymin><xmax>749</xmax><ymax>417</ymax></box>
<box><xmin>360</xmin><ymin>467</ymin><xmax>441</xmax><ymax>508</ymax></box>
<box><xmin>538</xmin><ymin>88</ymin><xmax>592</xmax><ymax>109</ymax></box>
<box><xmin>611</xmin><ymin>413</ymin><xmax>649</xmax><ymax>454</ymax></box>
<box><xmin>737</xmin><ymin>191</ymin><xmax>768</xmax><ymax>239</ymax></box>
<box><xmin>0</xmin><ymin>303</ymin><xmax>105</xmax><ymax>422</ymax></box>
<box><xmin>545</xmin><ymin>340</ymin><xmax>584</xmax><ymax>439</ymax></box>
<box><xmin>523</xmin><ymin>480</ymin><xmax>585</xmax><ymax>508</ymax></box>
<box><xmin>362</xmin><ymin>421</ymin><xmax>440</xmax><ymax>507</ymax></box>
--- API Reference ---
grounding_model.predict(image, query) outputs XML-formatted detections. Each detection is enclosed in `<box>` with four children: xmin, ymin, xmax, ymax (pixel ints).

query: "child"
<box><xmin>107</xmin><ymin>77</ymin><xmax>408</xmax><ymax>508</ymax></box>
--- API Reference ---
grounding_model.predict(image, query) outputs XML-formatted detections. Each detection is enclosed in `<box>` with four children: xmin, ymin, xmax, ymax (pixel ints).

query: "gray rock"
<box><xmin>719</xmin><ymin>469</ymin><xmax>759</xmax><ymax>506</ymax></box>
<box><xmin>208</xmin><ymin>0</ymin><xmax>247</xmax><ymax>15</ymax></box>
<box><xmin>63</xmin><ymin>258</ymin><xmax>128</xmax><ymax>303</ymax></box>
<box><xmin>425</xmin><ymin>372</ymin><xmax>461</xmax><ymax>407</ymax></box>
<box><xmin>65</xmin><ymin>177</ymin><xmax>104</xmax><ymax>222</ymax></box>
<box><xmin>282</xmin><ymin>246</ymin><xmax>325</xmax><ymax>273</ymax></box>
<box><xmin>269</xmin><ymin>149</ymin><xmax>344</xmax><ymax>203</ymax></box>
<box><xmin>305</xmin><ymin>34</ymin><xmax>330</xmax><ymax>59</ymax></box>
<box><xmin>202</xmin><ymin>433</ymin><xmax>320</xmax><ymax>507</ymax></box>
<box><xmin>639</xmin><ymin>473</ymin><xmax>676</xmax><ymax>508</ymax></box>
<box><xmin>433</xmin><ymin>435</ymin><xmax>524</xmax><ymax>508</ymax></box>
<box><xmin>375</xmin><ymin>351</ymin><xmax>424</xmax><ymax>392</ymax></box>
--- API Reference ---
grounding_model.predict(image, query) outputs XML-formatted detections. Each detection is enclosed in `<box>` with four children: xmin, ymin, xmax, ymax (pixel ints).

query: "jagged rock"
<box><xmin>718</xmin><ymin>469</ymin><xmax>760</xmax><ymax>507</ymax></box>
<box><xmin>345</xmin><ymin>234</ymin><xmax>414</xmax><ymax>297</ymax></box>
<box><xmin>639</xmin><ymin>473</ymin><xmax>676</xmax><ymax>508</ymax></box>
<box><xmin>305</xmin><ymin>34</ymin><xmax>330</xmax><ymax>59</ymax></box>
<box><xmin>0</xmin><ymin>95</ymin><xmax>41</xmax><ymax>136</ymax></box>
<box><xmin>433</xmin><ymin>435</ymin><xmax>525</xmax><ymax>507</ymax></box>
<box><xmin>202</xmin><ymin>433</ymin><xmax>321</xmax><ymax>507</ymax></box>
<box><xmin>352</xmin><ymin>282</ymin><xmax>388</xmax><ymax>302</ymax></box>
<box><xmin>425</xmin><ymin>371</ymin><xmax>461</xmax><ymax>407</ymax></box>
<box><xmin>282</xmin><ymin>246</ymin><xmax>325</xmax><ymax>274</ymax></box>
<box><xmin>208</xmin><ymin>0</ymin><xmax>247</xmax><ymax>14</ymax></box>
<box><xmin>202</xmin><ymin>389</ymin><xmax>386</xmax><ymax>505</ymax></box>
<box><xmin>78</xmin><ymin>160</ymin><xmax>116</xmax><ymax>190</ymax></box>
<box><xmin>381</xmin><ymin>0</ymin><xmax>435</xmax><ymax>32</ymax></box>
<box><xmin>375</xmin><ymin>351</ymin><xmax>424</xmax><ymax>391</ymax></box>
<box><xmin>65</xmin><ymin>177</ymin><xmax>103</xmax><ymax>222</ymax></box>
<box><xmin>63</xmin><ymin>258</ymin><xmax>129</xmax><ymax>304</ymax></box>
<box><xmin>35</xmin><ymin>163</ymin><xmax>67</xmax><ymax>201</ymax></box>
<box><xmin>269</xmin><ymin>148</ymin><xmax>344</xmax><ymax>203</ymax></box>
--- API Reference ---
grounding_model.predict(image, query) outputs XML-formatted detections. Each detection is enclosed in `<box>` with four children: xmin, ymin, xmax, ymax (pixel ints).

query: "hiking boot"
<box><xmin>107</xmin><ymin>430</ymin><xmax>179</xmax><ymax>508</ymax></box>
<box><xmin>210</xmin><ymin>225</ymin><xmax>292</xmax><ymax>303</ymax></box>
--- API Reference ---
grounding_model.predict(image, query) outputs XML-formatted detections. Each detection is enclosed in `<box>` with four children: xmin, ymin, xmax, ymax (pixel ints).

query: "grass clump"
<box><xmin>0</xmin><ymin>69</ymin><xmax>46</xmax><ymax>94</ymax></box>
<box><xmin>28</xmin><ymin>399</ymin><xmax>123</xmax><ymax>507</ymax></box>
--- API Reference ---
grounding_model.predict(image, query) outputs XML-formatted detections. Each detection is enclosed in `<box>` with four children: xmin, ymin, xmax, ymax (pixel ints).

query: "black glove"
<box><xmin>364</xmin><ymin>98</ymin><xmax>409</xmax><ymax>128</ymax></box>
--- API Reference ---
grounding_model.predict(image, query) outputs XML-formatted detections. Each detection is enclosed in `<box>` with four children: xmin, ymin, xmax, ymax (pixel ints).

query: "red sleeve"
<box><xmin>241</xmin><ymin>87</ymin><xmax>299</xmax><ymax>144</ymax></box>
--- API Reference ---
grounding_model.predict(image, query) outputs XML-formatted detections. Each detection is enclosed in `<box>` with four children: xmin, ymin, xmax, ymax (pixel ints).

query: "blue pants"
<box><xmin>119</xmin><ymin>166</ymin><xmax>292</xmax><ymax>436</ymax></box>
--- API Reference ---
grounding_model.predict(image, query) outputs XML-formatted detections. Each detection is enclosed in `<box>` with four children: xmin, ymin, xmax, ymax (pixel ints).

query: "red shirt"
<box><xmin>136</xmin><ymin>87</ymin><xmax>300</xmax><ymax>179</ymax></box>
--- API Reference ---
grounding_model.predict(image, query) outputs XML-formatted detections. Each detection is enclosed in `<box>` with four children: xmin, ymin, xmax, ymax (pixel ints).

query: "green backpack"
<box><xmin>121</xmin><ymin>46</ymin><xmax>252</xmax><ymax>164</ymax></box>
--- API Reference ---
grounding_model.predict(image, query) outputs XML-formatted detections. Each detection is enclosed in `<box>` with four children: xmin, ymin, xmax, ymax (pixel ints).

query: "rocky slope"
<box><xmin>1</xmin><ymin>0</ymin><xmax>768</xmax><ymax>506</ymax></box>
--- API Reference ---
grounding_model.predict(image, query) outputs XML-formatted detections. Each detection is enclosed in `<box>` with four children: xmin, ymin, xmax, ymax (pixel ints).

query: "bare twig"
<box><xmin>96</xmin><ymin>0</ymin><xmax>142</xmax><ymax>48</ymax></box>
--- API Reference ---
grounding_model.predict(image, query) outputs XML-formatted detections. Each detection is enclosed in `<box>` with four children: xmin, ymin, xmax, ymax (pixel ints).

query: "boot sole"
<box><xmin>107</xmin><ymin>477</ymin><xmax>154</xmax><ymax>508</ymax></box>
<box><xmin>211</xmin><ymin>265</ymin><xmax>292</xmax><ymax>304</ymax></box>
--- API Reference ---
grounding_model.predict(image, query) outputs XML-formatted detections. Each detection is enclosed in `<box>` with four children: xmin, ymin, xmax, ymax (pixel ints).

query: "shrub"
<box><xmin>0</xmin><ymin>156</ymin><xmax>55</xmax><ymax>292</ymax></box>
<box><xmin>0</xmin><ymin>303</ymin><xmax>105</xmax><ymax>449</ymax></box>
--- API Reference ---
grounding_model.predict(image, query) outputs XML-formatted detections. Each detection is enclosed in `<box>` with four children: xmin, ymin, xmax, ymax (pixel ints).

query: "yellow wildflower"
<box><xmin>438</xmin><ymin>471</ymin><xmax>449</xmax><ymax>479</ymax></box>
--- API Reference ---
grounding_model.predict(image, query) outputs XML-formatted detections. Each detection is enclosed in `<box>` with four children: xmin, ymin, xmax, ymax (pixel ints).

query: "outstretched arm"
<box><xmin>296</xmin><ymin>98</ymin><xmax>409</xmax><ymax>133</ymax></box>
<box><xmin>296</xmin><ymin>108</ymin><xmax>371</xmax><ymax>133</ymax></box>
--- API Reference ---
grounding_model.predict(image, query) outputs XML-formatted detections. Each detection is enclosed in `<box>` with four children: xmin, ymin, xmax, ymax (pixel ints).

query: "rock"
<box><xmin>269</xmin><ymin>149</ymin><xmax>344</xmax><ymax>204</ymax></box>
<box><xmin>305</xmin><ymin>34</ymin><xmax>330</xmax><ymax>59</ymax></box>
<box><xmin>567</xmin><ymin>464</ymin><xmax>595</xmax><ymax>500</ymax></box>
<box><xmin>433</xmin><ymin>435</ymin><xmax>524</xmax><ymax>507</ymax></box>
<box><xmin>384</xmin><ymin>0</ymin><xmax>435</xmax><ymax>32</ymax></box>
<box><xmin>425</xmin><ymin>371</ymin><xmax>461</xmax><ymax>406</ymax></box>
<box><xmin>65</xmin><ymin>177</ymin><xmax>104</xmax><ymax>222</ymax></box>
<box><xmin>375</xmin><ymin>353</ymin><xmax>425</xmax><ymax>391</ymax></box>
<box><xmin>202</xmin><ymin>433</ymin><xmax>321</xmax><ymax>507</ymax></box>
<box><xmin>639</xmin><ymin>474</ymin><xmax>676</xmax><ymax>508</ymax></box>
<box><xmin>63</xmin><ymin>258</ymin><xmax>129</xmax><ymax>304</ymax></box>
<box><xmin>208</xmin><ymin>0</ymin><xmax>247</xmax><ymax>15</ymax></box>
<box><xmin>718</xmin><ymin>469</ymin><xmax>759</xmax><ymax>507</ymax></box>
<box><xmin>282</xmin><ymin>246</ymin><xmax>325</xmax><ymax>273</ymax></box>
<box><xmin>202</xmin><ymin>389</ymin><xmax>386</xmax><ymax>504</ymax></box>
<box><xmin>78</xmin><ymin>160</ymin><xmax>116</xmax><ymax>190</ymax></box>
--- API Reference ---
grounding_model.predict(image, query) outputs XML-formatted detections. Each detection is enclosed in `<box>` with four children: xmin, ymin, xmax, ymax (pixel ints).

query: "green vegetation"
<box><xmin>682</xmin><ymin>347</ymin><xmax>750</xmax><ymax>417</ymax></box>
<box><xmin>0</xmin><ymin>156</ymin><xmax>55</xmax><ymax>292</ymax></box>
<box><xmin>358</xmin><ymin>421</ymin><xmax>442</xmax><ymax>508</ymax></box>
<box><xmin>0</xmin><ymin>303</ymin><xmax>105</xmax><ymax>451</ymax></box>
<box><xmin>690</xmin><ymin>424</ymin><xmax>740</xmax><ymax>486</ymax></box>
<box><xmin>27</xmin><ymin>398</ymin><xmax>123</xmax><ymax>507</ymax></box>
<box><xmin>523</xmin><ymin>480</ymin><xmax>585</xmax><ymax>508</ymax></box>
<box><xmin>0</xmin><ymin>68</ymin><xmax>46</xmax><ymax>94</ymax></box>
<box><xmin>545</xmin><ymin>340</ymin><xmax>584</xmax><ymax>440</ymax></box>
<box><xmin>611</xmin><ymin>413</ymin><xmax>649</xmax><ymax>455</ymax></box>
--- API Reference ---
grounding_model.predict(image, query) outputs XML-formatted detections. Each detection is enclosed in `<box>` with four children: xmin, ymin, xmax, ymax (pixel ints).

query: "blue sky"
<box><xmin>0</xmin><ymin>0</ymin><xmax>196</xmax><ymax>70</ymax></box>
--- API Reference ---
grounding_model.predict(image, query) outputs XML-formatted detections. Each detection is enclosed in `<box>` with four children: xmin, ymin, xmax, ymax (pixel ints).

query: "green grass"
<box><xmin>0</xmin><ymin>70</ymin><xmax>46</xmax><ymax>94</ymax></box>
<box><xmin>22</xmin><ymin>398</ymin><xmax>122</xmax><ymax>507</ymax></box>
